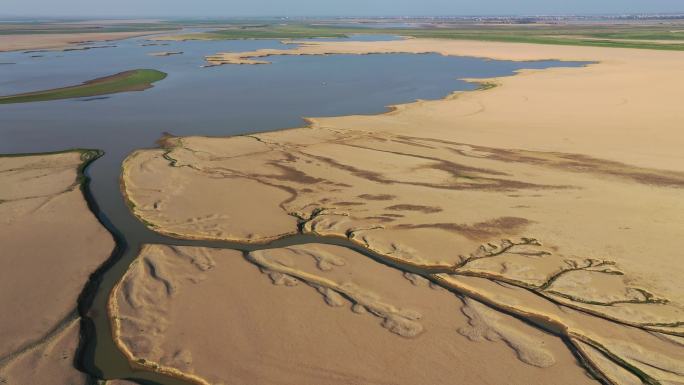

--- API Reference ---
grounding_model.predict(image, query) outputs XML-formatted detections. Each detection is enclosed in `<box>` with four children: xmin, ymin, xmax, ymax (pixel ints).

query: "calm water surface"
<box><xmin>0</xmin><ymin>34</ymin><xmax>587</xmax><ymax>384</ymax></box>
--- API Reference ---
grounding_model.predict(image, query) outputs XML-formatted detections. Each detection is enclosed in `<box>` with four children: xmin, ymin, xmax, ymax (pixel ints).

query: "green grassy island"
<box><xmin>0</xmin><ymin>69</ymin><xmax>167</xmax><ymax>104</ymax></box>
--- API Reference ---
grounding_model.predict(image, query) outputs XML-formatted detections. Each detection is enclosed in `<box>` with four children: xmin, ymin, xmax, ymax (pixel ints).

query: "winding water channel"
<box><xmin>0</xmin><ymin>33</ymin><xmax>588</xmax><ymax>384</ymax></box>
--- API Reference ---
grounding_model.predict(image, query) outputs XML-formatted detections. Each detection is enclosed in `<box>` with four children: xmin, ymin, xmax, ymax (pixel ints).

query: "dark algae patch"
<box><xmin>0</xmin><ymin>69</ymin><xmax>167</xmax><ymax>104</ymax></box>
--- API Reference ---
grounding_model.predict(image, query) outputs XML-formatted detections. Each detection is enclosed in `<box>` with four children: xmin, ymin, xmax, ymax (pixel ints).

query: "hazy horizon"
<box><xmin>2</xmin><ymin>0</ymin><xmax>684</xmax><ymax>19</ymax></box>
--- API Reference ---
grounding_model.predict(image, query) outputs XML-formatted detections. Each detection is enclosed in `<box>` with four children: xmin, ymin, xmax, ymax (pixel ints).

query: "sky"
<box><xmin>3</xmin><ymin>0</ymin><xmax>684</xmax><ymax>18</ymax></box>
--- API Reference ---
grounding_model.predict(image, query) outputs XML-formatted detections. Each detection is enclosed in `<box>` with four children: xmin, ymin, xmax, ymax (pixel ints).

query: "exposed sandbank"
<box><xmin>120</xmin><ymin>38</ymin><xmax>684</xmax><ymax>384</ymax></box>
<box><xmin>0</xmin><ymin>150</ymin><xmax>114</xmax><ymax>381</ymax></box>
<box><xmin>110</xmin><ymin>244</ymin><xmax>599</xmax><ymax>385</ymax></box>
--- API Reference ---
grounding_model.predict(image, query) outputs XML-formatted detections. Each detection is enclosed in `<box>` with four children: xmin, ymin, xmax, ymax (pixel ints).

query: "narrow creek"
<box><xmin>0</xmin><ymin>35</ymin><xmax>591</xmax><ymax>384</ymax></box>
<box><xmin>78</xmin><ymin>168</ymin><xmax>439</xmax><ymax>384</ymax></box>
<box><xmin>78</xmin><ymin>153</ymin><xmax>609</xmax><ymax>385</ymax></box>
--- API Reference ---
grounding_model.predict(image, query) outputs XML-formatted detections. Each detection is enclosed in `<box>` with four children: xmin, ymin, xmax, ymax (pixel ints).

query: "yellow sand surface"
<box><xmin>0</xmin><ymin>152</ymin><xmax>113</xmax><ymax>377</ymax></box>
<box><xmin>120</xmin><ymin>39</ymin><xmax>684</xmax><ymax>384</ymax></box>
<box><xmin>0</xmin><ymin>318</ymin><xmax>88</xmax><ymax>385</ymax></box>
<box><xmin>110</xmin><ymin>244</ymin><xmax>599</xmax><ymax>385</ymax></box>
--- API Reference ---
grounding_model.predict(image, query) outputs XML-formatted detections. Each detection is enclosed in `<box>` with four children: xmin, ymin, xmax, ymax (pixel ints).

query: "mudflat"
<box><xmin>0</xmin><ymin>31</ymin><xmax>162</xmax><ymax>52</ymax></box>
<box><xmin>0</xmin><ymin>151</ymin><xmax>114</xmax><ymax>382</ymax></box>
<box><xmin>118</xmin><ymin>38</ymin><xmax>684</xmax><ymax>384</ymax></box>
<box><xmin>0</xmin><ymin>318</ymin><xmax>87</xmax><ymax>385</ymax></box>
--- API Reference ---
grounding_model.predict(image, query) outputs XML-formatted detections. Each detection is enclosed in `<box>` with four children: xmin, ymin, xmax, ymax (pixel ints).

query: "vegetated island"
<box><xmin>0</xmin><ymin>69</ymin><xmax>167</xmax><ymax>104</ymax></box>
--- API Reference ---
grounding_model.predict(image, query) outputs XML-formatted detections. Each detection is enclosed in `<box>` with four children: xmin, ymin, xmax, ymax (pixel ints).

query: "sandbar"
<box><xmin>0</xmin><ymin>69</ymin><xmax>167</xmax><ymax>104</ymax></box>
<box><xmin>120</xmin><ymin>38</ymin><xmax>684</xmax><ymax>384</ymax></box>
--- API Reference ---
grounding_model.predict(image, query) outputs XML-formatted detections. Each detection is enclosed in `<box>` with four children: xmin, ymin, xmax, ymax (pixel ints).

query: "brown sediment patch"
<box><xmin>383</xmin><ymin>213</ymin><xmax>405</xmax><ymax>218</ymax></box>
<box><xmin>305</xmin><ymin>151</ymin><xmax>557</xmax><ymax>191</ymax></box>
<box><xmin>333</xmin><ymin>201</ymin><xmax>365</xmax><ymax>207</ymax></box>
<box><xmin>390</xmin><ymin>134</ymin><xmax>684</xmax><ymax>191</ymax></box>
<box><xmin>386</xmin><ymin>204</ymin><xmax>443</xmax><ymax>214</ymax></box>
<box><xmin>260</xmin><ymin>162</ymin><xmax>331</xmax><ymax>185</ymax></box>
<box><xmin>395</xmin><ymin>217</ymin><xmax>532</xmax><ymax>241</ymax></box>
<box><xmin>398</xmin><ymin>134</ymin><xmax>684</xmax><ymax>189</ymax></box>
<box><xmin>343</xmin><ymin>141</ymin><xmax>510</xmax><ymax>177</ymax></box>
<box><xmin>303</xmin><ymin>152</ymin><xmax>387</xmax><ymax>183</ymax></box>
<box><xmin>479</xmin><ymin>148</ymin><xmax>684</xmax><ymax>189</ymax></box>
<box><xmin>357</xmin><ymin>193</ymin><xmax>396</xmax><ymax>200</ymax></box>
<box><xmin>363</xmin><ymin>216</ymin><xmax>397</xmax><ymax>223</ymax></box>
<box><xmin>390</xmin><ymin>138</ymin><xmax>437</xmax><ymax>149</ymax></box>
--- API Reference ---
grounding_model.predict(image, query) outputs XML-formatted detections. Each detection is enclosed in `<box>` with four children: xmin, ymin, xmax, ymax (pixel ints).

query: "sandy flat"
<box><xmin>0</xmin><ymin>31</ymin><xmax>167</xmax><ymax>52</ymax></box>
<box><xmin>120</xmin><ymin>39</ymin><xmax>684</xmax><ymax>384</ymax></box>
<box><xmin>0</xmin><ymin>151</ymin><xmax>114</xmax><ymax>377</ymax></box>
<box><xmin>110</xmin><ymin>244</ymin><xmax>599</xmax><ymax>385</ymax></box>
<box><xmin>122</xmin><ymin>146</ymin><xmax>298</xmax><ymax>242</ymax></box>
<box><xmin>205</xmin><ymin>38</ymin><xmax>684</xmax><ymax>172</ymax></box>
<box><xmin>0</xmin><ymin>318</ymin><xmax>88</xmax><ymax>385</ymax></box>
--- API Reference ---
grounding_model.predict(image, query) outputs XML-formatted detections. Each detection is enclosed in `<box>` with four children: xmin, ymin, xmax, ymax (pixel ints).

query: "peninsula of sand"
<box><xmin>113</xmin><ymin>38</ymin><xmax>684</xmax><ymax>385</ymax></box>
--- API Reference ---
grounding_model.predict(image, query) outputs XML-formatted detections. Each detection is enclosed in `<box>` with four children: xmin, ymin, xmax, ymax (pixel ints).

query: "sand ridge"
<box><xmin>247</xmin><ymin>246</ymin><xmax>425</xmax><ymax>338</ymax></box>
<box><xmin>121</xmin><ymin>132</ymin><xmax>684</xmax><ymax>384</ymax></box>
